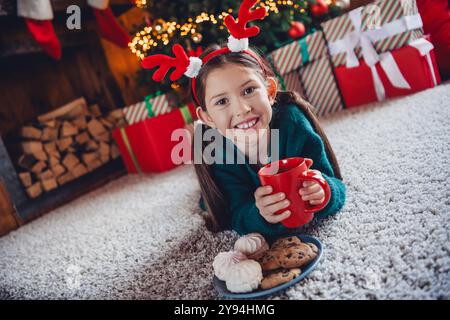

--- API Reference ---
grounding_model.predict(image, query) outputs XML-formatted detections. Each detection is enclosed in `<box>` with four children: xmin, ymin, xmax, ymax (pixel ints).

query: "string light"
<box><xmin>135</xmin><ymin>0</ymin><xmax>147</xmax><ymax>9</ymax></box>
<box><xmin>129</xmin><ymin>0</ymin><xmax>310</xmax><ymax>59</ymax></box>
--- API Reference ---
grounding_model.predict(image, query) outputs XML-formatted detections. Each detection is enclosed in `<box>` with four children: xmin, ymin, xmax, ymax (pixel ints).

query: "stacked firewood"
<box><xmin>17</xmin><ymin>98</ymin><xmax>126</xmax><ymax>198</ymax></box>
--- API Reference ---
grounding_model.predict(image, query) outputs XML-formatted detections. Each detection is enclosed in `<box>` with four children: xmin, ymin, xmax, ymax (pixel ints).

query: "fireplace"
<box><xmin>0</xmin><ymin>0</ymin><xmax>135</xmax><ymax>236</ymax></box>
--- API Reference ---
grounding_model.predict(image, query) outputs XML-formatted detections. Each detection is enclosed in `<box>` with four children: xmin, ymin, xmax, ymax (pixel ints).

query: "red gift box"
<box><xmin>113</xmin><ymin>103</ymin><xmax>197</xmax><ymax>173</ymax></box>
<box><xmin>335</xmin><ymin>37</ymin><xmax>441</xmax><ymax>108</ymax></box>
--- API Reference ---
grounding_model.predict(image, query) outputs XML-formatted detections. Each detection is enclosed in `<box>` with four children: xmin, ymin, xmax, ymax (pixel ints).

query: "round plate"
<box><xmin>213</xmin><ymin>235</ymin><xmax>323</xmax><ymax>299</ymax></box>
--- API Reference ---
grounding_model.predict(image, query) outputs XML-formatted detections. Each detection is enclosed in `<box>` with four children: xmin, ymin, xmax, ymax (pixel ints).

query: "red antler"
<box><xmin>224</xmin><ymin>0</ymin><xmax>267</xmax><ymax>39</ymax></box>
<box><xmin>141</xmin><ymin>44</ymin><xmax>190</xmax><ymax>82</ymax></box>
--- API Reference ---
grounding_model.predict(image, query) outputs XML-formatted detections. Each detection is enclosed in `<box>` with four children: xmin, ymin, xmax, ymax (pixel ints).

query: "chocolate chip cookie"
<box><xmin>305</xmin><ymin>242</ymin><xmax>319</xmax><ymax>255</ymax></box>
<box><xmin>276</xmin><ymin>243</ymin><xmax>316</xmax><ymax>269</ymax></box>
<box><xmin>271</xmin><ymin>236</ymin><xmax>303</xmax><ymax>250</ymax></box>
<box><xmin>257</xmin><ymin>250</ymin><xmax>280</xmax><ymax>271</ymax></box>
<box><xmin>260</xmin><ymin>268</ymin><xmax>301</xmax><ymax>289</ymax></box>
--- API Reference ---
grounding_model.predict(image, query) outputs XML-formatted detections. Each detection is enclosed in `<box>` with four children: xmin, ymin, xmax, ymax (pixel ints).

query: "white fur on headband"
<box><xmin>228</xmin><ymin>35</ymin><xmax>249</xmax><ymax>52</ymax></box>
<box><xmin>184</xmin><ymin>57</ymin><xmax>203</xmax><ymax>78</ymax></box>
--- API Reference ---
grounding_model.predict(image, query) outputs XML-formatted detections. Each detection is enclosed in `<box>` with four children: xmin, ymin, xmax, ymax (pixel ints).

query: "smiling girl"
<box><xmin>192</xmin><ymin>46</ymin><xmax>346</xmax><ymax>236</ymax></box>
<box><xmin>142</xmin><ymin>0</ymin><xmax>346</xmax><ymax>237</ymax></box>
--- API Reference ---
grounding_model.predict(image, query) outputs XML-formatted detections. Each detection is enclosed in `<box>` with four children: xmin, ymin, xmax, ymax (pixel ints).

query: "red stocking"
<box><xmin>18</xmin><ymin>0</ymin><xmax>61</xmax><ymax>60</ymax></box>
<box><xmin>91</xmin><ymin>7</ymin><xmax>131</xmax><ymax>48</ymax></box>
<box><xmin>23</xmin><ymin>19</ymin><xmax>61</xmax><ymax>60</ymax></box>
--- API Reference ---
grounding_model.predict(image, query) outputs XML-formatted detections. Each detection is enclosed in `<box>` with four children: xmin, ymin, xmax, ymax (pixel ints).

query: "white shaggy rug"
<box><xmin>1</xmin><ymin>84</ymin><xmax>449</xmax><ymax>300</ymax></box>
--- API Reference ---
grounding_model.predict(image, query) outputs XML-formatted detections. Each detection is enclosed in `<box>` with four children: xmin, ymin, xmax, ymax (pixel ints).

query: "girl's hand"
<box><xmin>254</xmin><ymin>186</ymin><xmax>291</xmax><ymax>224</ymax></box>
<box><xmin>299</xmin><ymin>169</ymin><xmax>326</xmax><ymax>205</ymax></box>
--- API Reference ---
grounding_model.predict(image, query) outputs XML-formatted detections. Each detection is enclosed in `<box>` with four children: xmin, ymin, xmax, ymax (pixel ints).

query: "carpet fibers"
<box><xmin>1</xmin><ymin>84</ymin><xmax>449</xmax><ymax>299</ymax></box>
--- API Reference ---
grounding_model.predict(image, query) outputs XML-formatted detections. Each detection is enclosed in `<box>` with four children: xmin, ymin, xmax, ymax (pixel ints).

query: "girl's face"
<box><xmin>196</xmin><ymin>63</ymin><xmax>277</xmax><ymax>136</ymax></box>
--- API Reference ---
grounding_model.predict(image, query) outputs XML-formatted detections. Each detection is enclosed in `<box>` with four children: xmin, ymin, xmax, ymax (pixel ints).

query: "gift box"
<box><xmin>122</xmin><ymin>91</ymin><xmax>174</xmax><ymax>125</ymax></box>
<box><xmin>320</xmin><ymin>0</ymin><xmax>438</xmax><ymax>107</ymax></box>
<box><xmin>322</xmin><ymin>0</ymin><xmax>424</xmax><ymax>68</ymax></box>
<box><xmin>334</xmin><ymin>37</ymin><xmax>441</xmax><ymax>107</ymax></box>
<box><xmin>113</xmin><ymin>103</ymin><xmax>197</xmax><ymax>173</ymax></box>
<box><xmin>268</xmin><ymin>31</ymin><xmax>345</xmax><ymax>117</ymax></box>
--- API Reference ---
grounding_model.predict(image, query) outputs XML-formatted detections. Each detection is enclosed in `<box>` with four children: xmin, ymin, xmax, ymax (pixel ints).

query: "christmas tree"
<box><xmin>131</xmin><ymin>0</ymin><xmax>346</xmax><ymax>95</ymax></box>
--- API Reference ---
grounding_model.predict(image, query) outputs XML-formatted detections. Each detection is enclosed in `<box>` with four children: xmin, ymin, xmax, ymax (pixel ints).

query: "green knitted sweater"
<box><xmin>199</xmin><ymin>102</ymin><xmax>346</xmax><ymax>237</ymax></box>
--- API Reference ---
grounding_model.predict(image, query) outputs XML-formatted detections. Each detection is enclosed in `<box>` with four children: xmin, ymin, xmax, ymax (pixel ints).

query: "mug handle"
<box><xmin>299</xmin><ymin>170</ymin><xmax>331</xmax><ymax>214</ymax></box>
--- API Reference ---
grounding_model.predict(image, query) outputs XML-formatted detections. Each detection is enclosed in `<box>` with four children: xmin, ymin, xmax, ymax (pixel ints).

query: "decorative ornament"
<box><xmin>288</xmin><ymin>21</ymin><xmax>306</xmax><ymax>40</ymax></box>
<box><xmin>310</xmin><ymin>0</ymin><xmax>329</xmax><ymax>17</ymax></box>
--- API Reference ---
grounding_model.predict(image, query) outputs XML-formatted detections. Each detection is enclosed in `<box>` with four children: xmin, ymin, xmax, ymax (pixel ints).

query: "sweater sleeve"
<box><xmin>292</xmin><ymin>113</ymin><xmax>347</xmax><ymax>219</ymax></box>
<box><xmin>212</xmin><ymin>164</ymin><xmax>289</xmax><ymax>237</ymax></box>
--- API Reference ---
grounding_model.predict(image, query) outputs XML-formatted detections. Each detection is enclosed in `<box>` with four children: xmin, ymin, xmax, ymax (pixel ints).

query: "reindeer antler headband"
<box><xmin>141</xmin><ymin>0</ymin><xmax>268</xmax><ymax>106</ymax></box>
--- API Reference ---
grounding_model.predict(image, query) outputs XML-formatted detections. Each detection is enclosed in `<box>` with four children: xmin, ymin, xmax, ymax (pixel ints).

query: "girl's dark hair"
<box><xmin>191</xmin><ymin>45</ymin><xmax>343</xmax><ymax>232</ymax></box>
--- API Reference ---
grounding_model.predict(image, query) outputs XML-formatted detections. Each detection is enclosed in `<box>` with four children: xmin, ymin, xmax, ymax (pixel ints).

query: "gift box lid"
<box><xmin>268</xmin><ymin>31</ymin><xmax>327</xmax><ymax>75</ymax></box>
<box><xmin>122</xmin><ymin>91</ymin><xmax>180</xmax><ymax>125</ymax></box>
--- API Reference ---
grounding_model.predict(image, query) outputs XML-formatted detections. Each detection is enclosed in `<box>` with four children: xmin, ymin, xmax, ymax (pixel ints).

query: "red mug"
<box><xmin>258</xmin><ymin>157</ymin><xmax>331</xmax><ymax>228</ymax></box>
